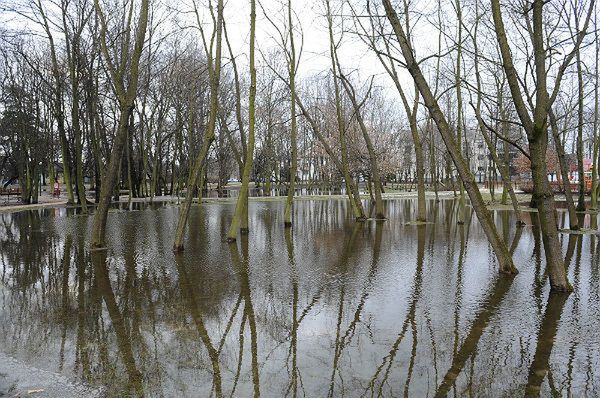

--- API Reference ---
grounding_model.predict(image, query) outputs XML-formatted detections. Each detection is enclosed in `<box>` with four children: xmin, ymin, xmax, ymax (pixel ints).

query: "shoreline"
<box><xmin>2</xmin><ymin>190</ymin><xmax>593</xmax><ymax>216</ymax></box>
<box><xmin>1</xmin><ymin>191</ymin><xmax>457</xmax><ymax>215</ymax></box>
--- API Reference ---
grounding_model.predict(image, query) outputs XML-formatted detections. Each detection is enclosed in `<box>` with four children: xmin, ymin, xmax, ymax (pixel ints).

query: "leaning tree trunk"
<box><xmin>490</xmin><ymin>0</ymin><xmax>586</xmax><ymax>291</ymax></box>
<box><xmin>295</xmin><ymin>94</ymin><xmax>365</xmax><ymax>220</ymax></box>
<box><xmin>91</xmin><ymin>106</ymin><xmax>132</xmax><ymax>247</ymax></box>
<box><xmin>91</xmin><ymin>0</ymin><xmax>149</xmax><ymax>248</ymax></box>
<box><xmin>326</xmin><ymin>0</ymin><xmax>366</xmax><ymax>221</ymax></box>
<box><xmin>338</xmin><ymin>74</ymin><xmax>385</xmax><ymax>219</ymax></box>
<box><xmin>382</xmin><ymin>0</ymin><xmax>517</xmax><ymax>274</ymax></box>
<box><xmin>173</xmin><ymin>0</ymin><xmax>223</xmax><ymax>251</ymax></box>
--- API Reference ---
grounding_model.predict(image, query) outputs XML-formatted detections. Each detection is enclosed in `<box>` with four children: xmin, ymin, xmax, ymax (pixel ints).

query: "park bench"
<box><xmin>0</xmin><ymin>187</ymin><xmax>22</xmax><ymax>204</ymax></box>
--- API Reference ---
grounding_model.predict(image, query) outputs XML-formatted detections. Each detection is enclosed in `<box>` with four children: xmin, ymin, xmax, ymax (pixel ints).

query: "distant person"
<box><xmin>53</xmin><ymin>181</ymin><xmax>60</xmax><ymax>198</ymax></box>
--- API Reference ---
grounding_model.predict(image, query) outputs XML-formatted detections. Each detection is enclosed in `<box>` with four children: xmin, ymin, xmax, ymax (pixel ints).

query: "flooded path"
<box><xmin>0</xmin><ymin>199</ymin><xmax>599</xmax><ymax>397</ymax></box>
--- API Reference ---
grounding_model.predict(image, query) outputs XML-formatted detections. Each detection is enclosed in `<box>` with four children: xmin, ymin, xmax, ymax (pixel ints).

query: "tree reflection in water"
<box><xmin>0</xmin><ymin>200</ymin><xmax>599</xmax><ymax>397</ymax></box>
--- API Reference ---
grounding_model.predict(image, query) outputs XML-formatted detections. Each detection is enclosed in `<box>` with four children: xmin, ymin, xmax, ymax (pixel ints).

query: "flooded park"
<box><xmin>1</xmin><ymin>198</ymin><xmax>599</xmax><ymax>397</ymax></box>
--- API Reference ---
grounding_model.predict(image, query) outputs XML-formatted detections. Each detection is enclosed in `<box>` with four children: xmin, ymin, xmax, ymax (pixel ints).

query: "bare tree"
<box><xmin>91</xmin><ymin>0</ymin><xmax>150</xmax><ymax>248</ymax></box>
<box><xmin>490</xmin><ymin>0</ymin><xmax>594</xmax><ymax>291</ymax></box>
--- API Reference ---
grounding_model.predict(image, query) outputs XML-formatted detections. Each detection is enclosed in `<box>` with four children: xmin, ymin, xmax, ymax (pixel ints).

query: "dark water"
<box><xmin>1</xmin><ymin>199</ymin><xmax>599</xmax><ymax>397</ymax></box>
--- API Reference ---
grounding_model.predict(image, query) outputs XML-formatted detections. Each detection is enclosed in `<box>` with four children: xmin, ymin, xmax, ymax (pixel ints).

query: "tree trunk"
<box><xmin>338</xmin><ymin>75</ymin><xmax>385</xmax><ymax>219</ymax></box>
<box><xmin>576</xmin><ymin>47</ymin><xmax>586</xmax><ymax>211</ymax></box>
<box><xmin>173</xmin><ymin>0</ymin><xmax>223</xmax><ymax>250</ymax></box>
<box><xmin>284</xmin><ymin>0</ymin><xmax>298</xmax><ymax>227</ymax></box>
<box><xmin>382</xmin><ymin>0</ymin><xmax>517</xmax><ymax>274</ymax></box>
<box><xmin>592</xmin><ymin>20</ymin><xmax>600</xmax><ymax>210</ymax></box>
<box><xmin>550</xmin><ymin>110</ymin><xmax>579</xmax><ymax>229</ymax></box>
<box><xmin>529</xmin><ymin>128</ymin><xmax>572</xmax><ymax>291</ymax></box>
<box><xmin>91</xmin><ymin>106</ymin><xmax>132</xmax><ymax>247</ymax></box>
<box><xmin>326</xmin><ymin>0</ymin><xmax>366</xmax><ymax>221</ymax></box>
<box><xmin>454</xmin><ymin>0</ymin><xmax>466</xmax><ymax>225</ymax></box>
<box><xmin>227</xmin><ymin>0</ymin><xmax>256</xmax><ymax>241</ymax></box>
<box><xmin>91</xmin><ymin>0</ymin><xmax>149</xmax><ymax>247</ymax></box>
<box><xmin>490</xmin><ymin>0</ymin><xmax>582</xmax><ymax>291</ymax></box>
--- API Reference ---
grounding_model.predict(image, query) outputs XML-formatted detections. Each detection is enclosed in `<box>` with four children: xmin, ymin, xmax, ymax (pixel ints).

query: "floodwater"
<box><xmin>0</xmin><ymin>199</ymin><xmax>599</xmax><ymax>397</ymax></box>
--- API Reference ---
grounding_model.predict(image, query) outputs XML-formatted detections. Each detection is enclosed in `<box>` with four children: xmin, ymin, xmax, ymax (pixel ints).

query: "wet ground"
<box><xmin>0</xmin><ymin>199</ymin><xmax>598</xmax><ymax>397</ymax></box>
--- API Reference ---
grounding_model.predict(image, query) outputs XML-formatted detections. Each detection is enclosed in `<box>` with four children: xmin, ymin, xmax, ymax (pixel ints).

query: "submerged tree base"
<box><xmin>499</xmin><ymin>266</ymin><xmax>519</xmax><ymax>275</ymax></box>
<box><xmin>550</xmin><ymin>283</ymin><xmax>574</xmax><ymax>293</ymax></box>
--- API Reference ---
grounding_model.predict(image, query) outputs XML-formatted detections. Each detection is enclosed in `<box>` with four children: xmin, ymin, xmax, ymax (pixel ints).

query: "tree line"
<box><xmin>0</xmin><ymin>0</ymin><xmax>598</xmax><ymax>292</ymax></box>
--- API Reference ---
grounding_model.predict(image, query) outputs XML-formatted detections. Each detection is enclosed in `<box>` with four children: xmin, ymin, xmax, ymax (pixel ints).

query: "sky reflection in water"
<box><xmin>0</xmin><ymin>199</ymin><xmax>599</xmax><ymax>397</ymax></box>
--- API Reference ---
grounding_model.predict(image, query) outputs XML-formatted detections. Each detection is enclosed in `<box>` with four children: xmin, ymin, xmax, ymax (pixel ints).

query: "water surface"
<box><xmin>0</xmin><ymin>199</ymin><xmax>599</xmax><ymax>397</ymax></box>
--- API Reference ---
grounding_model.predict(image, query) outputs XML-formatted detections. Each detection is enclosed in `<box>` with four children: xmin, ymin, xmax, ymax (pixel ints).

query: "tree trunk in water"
<box><xmin>409</xmin><ymin>110</ymin><xmax>426</xmax><ymax>222</ymax></box>
<box><xmin>382</xmin><ymin>0</ymin><xmax>517</xmax><ymax>274</ymax></box>
<box><xmin>591</xmin><ymin>22</ymin><xmax>600</xmax><ymax>210</ymax></box>
<box><xmin>475</xmin><ymin>116</ymin><xmax>523</xmax><ymax>225</ymax></box>
<box><xmin>86</xmin><ymin>78</ymin><xmax>102</xmax><ymax>203</ymax></box>
<box><xmin>73</xmin><ymin>90</ymin><xmax>87</xmax><ymax>212</ymax></box>
<box><xmin>501</xmin><ymin>141</ymin><xmax>509</xmax><ymax>205</ymax></box>
<box><xmin>173</xmin><ymin>137</ymin><xmax>215</xmax><ymax>250</ymax></box>
<box><xmin>337</xmin><ymin>75</ymin><xmax>385</xmax><ymax>219</ymax></box>
<box><xmin>284</xmin><ymin>0</ymin><xmax>298</xmax><ymax>227</ymax></box>
<box><xmin>429</xmin><ymin>121</ymin><xmax>440</xmax><ymax>203</ymax></box>
<box><xmin>490</xmin><ymin>0</ymin><xmax>583</xmax><ymax>291</ymax></box>
<box><xmin>295</xmin><ymin>95</ymin><xmax>365</xmax><ymax>220</ymax></box>
<box><xmin>173</xmin><ymin>0</ymin><xmax>223</xmax><ymax>251</ymax></box>
<box><xmin>91</xmin><ymin>106</ymin><xmax>131</xmax><ymax>248</ymax></box>
<box><xmin>68</xmin><ymin>30</ymin><xmax>87</xmax><ymax>212</ymax></box>
<box><xmin>326</xmin><ymin>0</ymin><xmax>366</xmax><ymax>221</ymax></box>
<box><xmin>529</xmin><ymin>133</ymin><xmax>571</xmax><ymax>291</ymax></box>
<box><xmin>454</xmin><ymin>0</ymin><xmax>466</xmax><ymax>225</ymax></box>
<box><xmin>91</xmin><ymin>0</ymin><xmax>149</xmax><ymax>247</ymax></box>
<box><xmin>228</xmin><ymin>0</ymin><xmax>256</xmax><ymax>242</ymax></box>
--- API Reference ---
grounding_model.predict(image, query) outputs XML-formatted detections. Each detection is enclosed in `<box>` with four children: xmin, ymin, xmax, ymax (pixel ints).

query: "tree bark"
<box><xmin>592</xmin><ymin>18</ymin><xmax>600</xmax><ymax>210</ymax></box>
<box><xmin>91</xmin><ymin>0</ymin><xmax>149</xmax><ymax>248</ymax></box>
<box><xmin>338</xmin><ymin>75</ymin><xmax>385</xmax><ymax>219</ymax></box>
<box><xmin>576</xmin><ymin>47</ymin><xmax>586</xmax><ymax>211</ymax></box>
<box><xmin>227</xmin><ymin>0</ymin><xmax>257</xmax><ymax>241</ymax></box>
<box><xmin>490</xmin><ymin>0</ymin><xmax>590</xmax><ymax>291</ymax></box>
<box><xmin>284</xmin><ymin>0</ymin><xmax>298</xmax><ymax>227</ymax></box>
<box><xmin>326</xmin><ymin>0</ymin><xmax>366</xmax><ymax>221</ymax></box>
<box><xmin>381</xmin><ymin>0</ymin><xmax>517</xmax><ymax>274</ymax></box>
<box><xmin>173</xmin><ymin>0</ymin><xmax>224</xmax><ymax>251</ymax></box>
